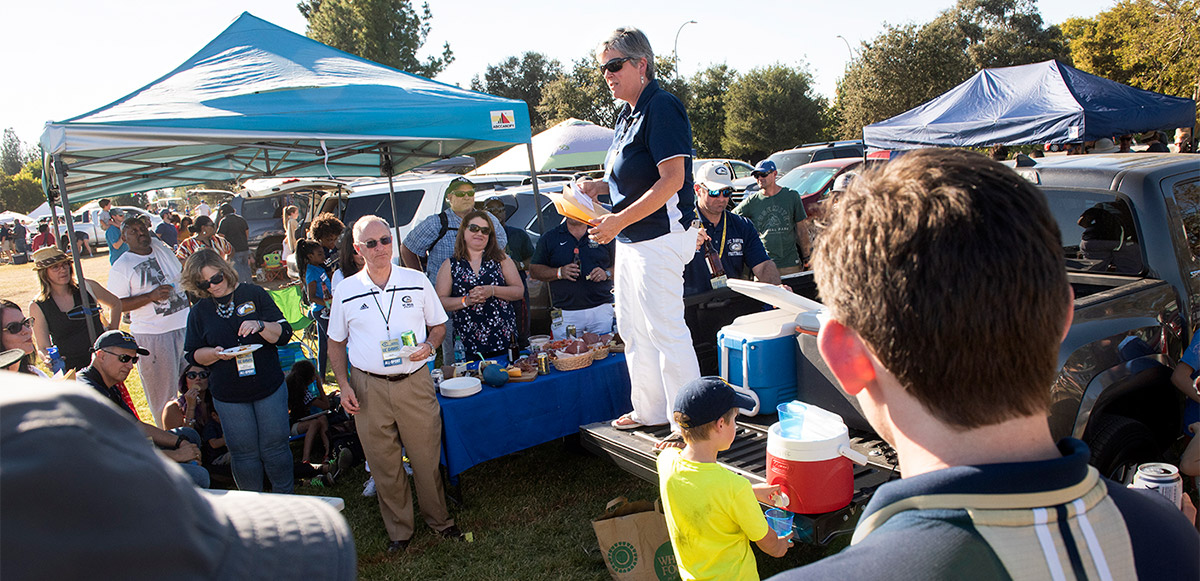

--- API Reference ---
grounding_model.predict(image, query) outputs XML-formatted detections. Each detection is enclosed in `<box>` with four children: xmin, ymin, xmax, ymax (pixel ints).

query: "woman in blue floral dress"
<box><xmin>435</xmin><ymin>211</ymin><xmax>524</xmax><ymax>358</ymax></box>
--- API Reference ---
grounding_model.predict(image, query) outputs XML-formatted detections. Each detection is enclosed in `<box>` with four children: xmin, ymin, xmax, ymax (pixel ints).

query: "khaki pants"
<box><xmin>351</xmin><ymin>366</ymin><xmax>453</xmax><ymax>541</ymax></box>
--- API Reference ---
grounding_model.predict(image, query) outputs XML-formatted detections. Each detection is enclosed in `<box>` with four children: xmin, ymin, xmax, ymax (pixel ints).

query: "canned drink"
<box><xmin>400</xmin><ymin>331</ymin><xmax>417</xmax><ymax>347</ymax></box>
<box><xmin>1129</xmin><ymin>462</ymin><xmax>1182</xmax><ymax>509</ymax></box>
<box><xmin>430</xmin><ymin>369</ymin><xmax>443</xmax><ymax>387</ymax></box>
<box><xmin>537</xmin><ymin>352</ymin><xmax>550</xmax><ymax>375</ymax></box>
<box><xmin>567</xmin><ymin>325</ymin><xmax>577</xmax><ymax>339</ymax></box>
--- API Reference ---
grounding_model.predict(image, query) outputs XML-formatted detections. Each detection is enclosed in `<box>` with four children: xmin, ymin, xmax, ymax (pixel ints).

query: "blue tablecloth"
<box><xmin>439</xmin><ymin>353</ymin><xmax>632</xmax><ymax>477</ymax></box>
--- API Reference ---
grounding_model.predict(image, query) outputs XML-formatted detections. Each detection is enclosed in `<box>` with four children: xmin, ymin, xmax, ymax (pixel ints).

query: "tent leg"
<box><xmin>51</xmin><ymin>155</ymin><xmax>100</xmax><ymax>346</ymax></box>
<box><xmin>525</xmin><ymin>142</ymin><xmax>555</xmax><ymax>312</ymax></box>
<box><xmin>382</xmin><ymin>147</ymin><xmax>402</xmax><ymax>260</ymax></box>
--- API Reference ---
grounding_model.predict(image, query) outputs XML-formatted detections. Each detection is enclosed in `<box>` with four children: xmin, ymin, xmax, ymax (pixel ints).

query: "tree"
<box><xmin>722</xmin><ymin>64</ymin><xmax>827</xmax><ymax>162</ymax></box>
<box><xmin>2</xmin><ymin>128</ymin><xmax>25</xmax><ymax>176</ymax></box>
<box><xmin>689</xmin><ymin>64</ymin><xmax>738</xmax><ymax>158</ymax></box>
<box><xmin>538</xmin><ymin>55</ymin><xmax>619</xmax><ymax>129</ymax></box>
<box><xmin>299</xmin><ymin>0</ymin><xmax>453</xmax><ymax>78</ymax></box>
<box><xmin>834</xmin><ymin>0</ymin><xmax>1070</xmax><ymax>138</ymax></box>
<box><xmin>470</xmin><ymin>52</ymin><xmax>563</xmax><ymax>132</ymax></box>
<box><xmin>1062</xmin><ymin>0</ymin><xmax>1199</xmax><ymax>108</ymax></box>
<box><xmin>0</xmin><ymin>158</ymin><xmax>44</xmax><ymax>214</ymax></box>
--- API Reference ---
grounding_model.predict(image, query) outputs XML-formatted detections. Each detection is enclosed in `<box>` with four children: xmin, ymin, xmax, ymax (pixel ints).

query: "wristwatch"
<box><xmin>605</xmin><ymin>269</ymin><xmax>612</xmax><ymax>278</ymax></box>
<box><xmin>174</xmin><ymin>435</ymin><xmax>185</xmax><ymax>450</ymax></box>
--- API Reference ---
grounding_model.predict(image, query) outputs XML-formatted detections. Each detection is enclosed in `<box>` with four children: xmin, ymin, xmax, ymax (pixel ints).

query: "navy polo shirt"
<box><xmin>604</xmin><ymin>79</ymin><xmax>696</xmax><ymax>243</ymax></box>
<box><xmin>531</xmin><ymin>223</ymin><xmax>615</xmax><ymax>311</ymax></box>
<box><xmin>684</xmin><ymin>211</ymin><xmax>772</xmax><ymax>296</ymax></box>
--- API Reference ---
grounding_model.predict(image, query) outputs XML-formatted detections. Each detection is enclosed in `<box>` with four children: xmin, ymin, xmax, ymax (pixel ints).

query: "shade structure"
<box><xmin>473</xmin><ymin>118</ymin><xmax>613</xmax><ymax>175</ymax></box>
<box><xmin>863</xmin><ymin>60</ymin><xmax>1196</xmax><ymax>150</ymax></box>
<box><xmin>0</xmin><ymin>211</ymin><xmax>31</xmax><ymax>224</ymax></box>
<box><xmin>39</xmin><ymin>12</ymin><xmax>532</xmax><ymax>202</ymax></box>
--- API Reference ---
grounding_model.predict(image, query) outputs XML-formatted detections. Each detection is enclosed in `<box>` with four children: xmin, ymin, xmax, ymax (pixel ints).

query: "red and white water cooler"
<box><xmin>766</xmin><ymin>402</ymin><xmax>868</xmax><ymax>514</ymax></box>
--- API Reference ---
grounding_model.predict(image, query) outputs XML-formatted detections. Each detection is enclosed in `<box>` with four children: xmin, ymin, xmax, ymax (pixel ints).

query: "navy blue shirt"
<box><xmin>605</xmin><ymin>79</ymin><xmax>695</xmax><ymax>243</ymax></box>
<box><xmin>683</xmin><ymin>211</ymin><xmax>771</xmax><ymax>296</ymax></box>
<box><xmin>531</xmin><ymin>223</ymin><xmax>615</xmax><ymax>311</ymax></box>
<box><xmin>155</xmin><ymin>221</ymin><xmax>178</xmax><ymax>247</ymax></box>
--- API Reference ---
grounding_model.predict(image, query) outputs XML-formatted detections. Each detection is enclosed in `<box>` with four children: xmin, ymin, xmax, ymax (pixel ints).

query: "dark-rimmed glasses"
<box><xmin>3</xmin><ymin>317</ymin><xmax>32</xmax><ymax>334</ymax></box>
<box><xmin>600</xmin><ymin>57</ymin><xmax>634</xmax><ymax>74</ymax></box>
<box><xmin>465</xmin><ymin>224</ymin><xmax>492</xmax><ymax>235</ymax></box>
<box><xmin>361</xmin><ymin>235</ymin><xmax>392</xmax><ymax>249</ymax></box>
<box><xmin>706</xmin><ymin>188</ymin><xmax>734</xmax><ymax>198</ymax></box>
<box><xmin>186</xmin><ymin>370</ymin><xmax>210</xmax><ymax>380</ymax></box>
<box><xmin>196</xmin><ymin>272</ymin><xmax>225</xmax><ymax>291</ymax></box>
<box><xmin>450</xmin><ymin>189</ymin><xmax>476</xmax><ymax>198</ymax></box>
<box><xmin>102</xmin><ymin>350</ymin><xmax>139</xmax><ymax>364</ymax></box>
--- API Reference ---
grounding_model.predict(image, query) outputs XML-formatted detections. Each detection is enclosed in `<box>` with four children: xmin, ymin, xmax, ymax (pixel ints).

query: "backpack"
<box><xmin>419</xmin><ymin>212</ymin><xmax>457</xmax><ymax>270</ymax></box>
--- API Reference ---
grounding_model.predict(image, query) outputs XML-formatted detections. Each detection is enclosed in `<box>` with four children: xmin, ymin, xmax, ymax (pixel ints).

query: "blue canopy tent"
<box><xmin>38</xmin><ymin>12</ymin><xmax>535</xmax><ymax>341</ymax></box>
<box><xmin>863</xmin><ymin>59</ymin><xmax>1196</xmax><ymax>150</ymax></box>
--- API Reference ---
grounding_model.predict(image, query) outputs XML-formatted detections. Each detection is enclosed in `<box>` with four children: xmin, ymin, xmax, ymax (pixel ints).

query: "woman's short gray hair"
<box><xmin>597</xmin><ymin>27</ymin><xmax>655</xmax><ymax>80</ymax></box>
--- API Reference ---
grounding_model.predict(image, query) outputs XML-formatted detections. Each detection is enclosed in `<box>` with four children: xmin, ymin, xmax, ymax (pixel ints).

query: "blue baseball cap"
<box><xmin>752</xmin><ymin>160</ymin><xmax>777</xmax><ymax>177</ymax></box>
<box><xmin>673</xmin><ymin>376</ymin><xmax>755</xmax><ymax>428</ymax></box>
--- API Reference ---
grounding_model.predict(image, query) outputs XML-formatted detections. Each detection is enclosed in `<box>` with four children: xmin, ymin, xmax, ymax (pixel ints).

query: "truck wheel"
<box><xmin>1087</xmin><ymin>415</ymin><xmax>1160</xmax><ymax>483</ymax></box>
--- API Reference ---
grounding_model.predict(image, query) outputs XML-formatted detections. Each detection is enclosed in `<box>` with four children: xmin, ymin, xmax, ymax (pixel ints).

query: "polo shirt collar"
<box><xmin>631</xmin><ymin>78</ymin><xmax>661</xmax><ymax>114</ymax></box>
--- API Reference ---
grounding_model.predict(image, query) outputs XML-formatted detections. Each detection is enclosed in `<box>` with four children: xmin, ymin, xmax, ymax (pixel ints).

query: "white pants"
<box><xmin>552</xmin><ymin>303</ymin><xmax>615</xmax><ymax>340</ymax></box>
<box><xmin>615</xmin><ymin>229</ymin><xmax>701</xmax><ymax>430</ymax></box>
<box><xmin>134</xmin><ymin>327</ymin><xmax>187</xmax><ymax>427</ymax></box>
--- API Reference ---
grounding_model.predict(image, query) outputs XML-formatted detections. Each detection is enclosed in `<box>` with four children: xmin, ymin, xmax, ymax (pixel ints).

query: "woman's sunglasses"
<box><xmin>196</xmin><ymin>272</ymin><xmax>225</xmax><ymax>290</ymax></box>
<box><xmin>186</xmin><ymin>370</ymin><xmax>210</xmax><ymax>380</ymax></box>
<box><xmin>102</xmin><ymin>350</ymin><xmax>139</xmax><ymax>364</ymax></box>
<box><xmin>2</xmin><ymin>317</ymin><xmax>32</xmax><ymax>334</ymax></box>
<box><xmin>361</xmin><ymin>235</ymin><xmax>392</xmax><ymax>249</ymax></box>
<box><xmin>706</xmin><ymin>188</ymin><xmax>734</xmax><ymax>198</ymax></box>
<box><xmin>600</xmin><ymin>56</ymin><xmax>634</xmax><ymax>74</ymax></box>
<box><xmin>466</xmin><ymin>224</ymin><xmax>492</xmax><ymax>235</ymax></box>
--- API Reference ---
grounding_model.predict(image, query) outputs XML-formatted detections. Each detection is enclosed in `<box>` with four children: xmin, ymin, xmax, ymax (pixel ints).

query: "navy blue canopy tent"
<box><xmin>863</xmin><ymin>60</ymin><xmax>1196</xmax><ymax>150</ymax></box>
<box><xmin>37</xmin><ymin>12</ymin><xmax>535</xmax><ymax>341</ymax></box>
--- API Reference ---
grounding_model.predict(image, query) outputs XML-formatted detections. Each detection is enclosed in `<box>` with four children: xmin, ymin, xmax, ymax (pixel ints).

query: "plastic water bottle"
<box><xmin>47</xmin><ymin>346</ymin><xmax>66</xmax><ymax>375</ymax></box>
<box><xmin>453</xmin><ymin>337</ymin><xmax>465</xmax><ymax>364</ymax></box>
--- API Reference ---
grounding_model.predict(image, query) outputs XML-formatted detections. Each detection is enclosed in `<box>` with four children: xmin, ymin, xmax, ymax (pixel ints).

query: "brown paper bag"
<box><xmin>592</xmin><ymin>496</ymin><xmax>681</xmax><ymax>581</ymax></box>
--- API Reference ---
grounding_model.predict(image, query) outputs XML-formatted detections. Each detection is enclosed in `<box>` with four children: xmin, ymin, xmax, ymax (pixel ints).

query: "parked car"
<box><xmin>764</xmin><ymin>140</ymin><xmax>865</xmax><ymax>177</ymax></box>
<box><xmin>694</xmin><ymin>158</ymin><xmax>757</xmax><ymax>192</ymax></box>
<box><xmin>230</xmin><ymin>177</ymin><xmax>348</xmax><ymax>269</ymax></box>
<box><xmin>584</xmin><ymin>153</ymin><xmax>1200</xmax><ymax>544</ymax></box>
<box><xmin>775</xmin><ymin>158</ymin><xmax>880</xmax><ymax>219</ymax></box>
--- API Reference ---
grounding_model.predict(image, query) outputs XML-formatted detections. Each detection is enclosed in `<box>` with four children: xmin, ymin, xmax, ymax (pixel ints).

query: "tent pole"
<box><xmin>51</xmin><ymin>155</ymin><xmax>100</xmax><ymax>345</ymax></box>
<box><xmin>525</xmin><ymin>142</ymin><xmax>554</xmax><ymax>312</ymax></box>
<box><xmin>382</xmin><ymin>147</ymin><xmax>402</xmax><ymax>258</ymax></box>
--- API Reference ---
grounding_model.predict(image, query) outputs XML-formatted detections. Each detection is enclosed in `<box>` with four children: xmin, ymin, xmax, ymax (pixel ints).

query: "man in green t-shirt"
<box><xmin>733</xmin><ymin>160</ymin><xmax>811</xmax><ymax>274</ymax></box>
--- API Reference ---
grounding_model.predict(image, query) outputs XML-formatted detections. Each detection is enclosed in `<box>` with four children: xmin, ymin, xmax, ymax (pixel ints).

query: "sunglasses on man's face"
<box><xmin>102</xmin><ymin>350</ymin><xmax>139</xmax><ymax>364</ymax></box>
<box><xmin>2</xmin><ymin>317</ymin><xmax>32</xmax><ymax>334</ymax></box>
<box><xmin>465</xmin><ymin>224</ymin><xmax>492</xmax><ymax>235</ymax></box>
<box><xmin>706</xmin><ymin>188</ymin><xmax>734</xmax><ymax>198</ymax></box>
<box><xmin>360</xmin><ymin>235</ymin><xmax>392</xmax><ymax>249</ymax></box>
<box><xmin>450</xmin><ymin>189</ymin><xmax>476</xmax><ymax>198</ymax></box>
<box><xmin>186</xmin><ymin>370</ymin><xmax>210</xmax><ymax>380</ymax></box>
<box><xmin>196</xmin><ymin>272</ymin><xmax>225</xmax><ymax>291</ymax></box>
<box><xmin>600</xmin><ymin>56</ymin><xmax>634</xmax><ymax>74</ymax></box>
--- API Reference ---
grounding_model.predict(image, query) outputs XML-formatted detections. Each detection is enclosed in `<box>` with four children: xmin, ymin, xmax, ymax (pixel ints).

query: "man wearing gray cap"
<box><xmin>0</xmin><ymin>376</ymin><xmax>356</xmax><ymax>580</ymax></box>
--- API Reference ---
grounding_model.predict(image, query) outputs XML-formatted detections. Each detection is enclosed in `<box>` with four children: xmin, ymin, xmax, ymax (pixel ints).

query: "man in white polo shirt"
<box><xmin>327</xmin><ymin>216</ymin><xmax>461</xmax><ymax>553</ymax></box>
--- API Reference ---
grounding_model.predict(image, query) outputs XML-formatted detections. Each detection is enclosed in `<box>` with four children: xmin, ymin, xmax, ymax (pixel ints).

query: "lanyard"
<box><xmin>370</xmin><ymin>284</ymin><xmax>398</xmax><ymax>335</ymax></box>
<box><xmin>707</xmin><ymin>214</ymin><xmax>727</xmax><ymax>258</ymax></box>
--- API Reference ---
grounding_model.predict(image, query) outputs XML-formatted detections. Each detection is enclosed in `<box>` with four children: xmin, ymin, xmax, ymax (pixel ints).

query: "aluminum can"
<box><xmin>537</xmin><ymin>352</ymin><xmax>550</xmax><ymax>375</ymax></box>
<box><xmin>430</xmin><ymin>368</ymin><xmax>443</xmax><ymax>387</ymax></box>
<box><xmin>1130</xmin><ymin>462</ymin><xmax>1182</xmax><ymax>509</ymax></box>
<box><xmin>567</xmin><ymin>325</ymin><xmax>577</xmax><ymax>339</ymax></box>
<box><xmin>400</xmin><ymin>331</ymin><xmax>417</xmax><ymax>347</ymax></box>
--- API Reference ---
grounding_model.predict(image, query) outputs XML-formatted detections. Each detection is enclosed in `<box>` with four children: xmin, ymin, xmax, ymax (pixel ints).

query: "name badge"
<box><xmin>236</xmin><ymin>352</ymin><xmax>256</xmax><ymax>377</ymax></box>
<box><xmin>550</xmin><ymin>308</ymin><xmax>564</xmax><ymax>338</ymax></box>
<box><xmin>381</xmin><ymin>338</ymin><xmax>403</xmax><ymax>367</ymax></box>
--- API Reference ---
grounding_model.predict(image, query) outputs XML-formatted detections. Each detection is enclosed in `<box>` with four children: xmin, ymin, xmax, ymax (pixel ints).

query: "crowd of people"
<box><xmin>2</xmin><ymin>24</ymin><xmax>1197</xmax><ymax>579</ymax></box>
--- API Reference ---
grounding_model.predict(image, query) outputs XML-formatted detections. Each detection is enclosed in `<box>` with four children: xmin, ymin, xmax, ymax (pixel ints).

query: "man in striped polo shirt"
<box><xmin>771</xmin><ymin>149</ymin><xmax>1198</xmax><ymax>580</ymax></box>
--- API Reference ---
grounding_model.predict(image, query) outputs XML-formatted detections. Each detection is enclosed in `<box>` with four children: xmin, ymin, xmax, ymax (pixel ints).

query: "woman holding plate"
<box><xmin>181</xmin><ymin>248</ymin><xmax>294</xmax><ymax>493</ymax></box>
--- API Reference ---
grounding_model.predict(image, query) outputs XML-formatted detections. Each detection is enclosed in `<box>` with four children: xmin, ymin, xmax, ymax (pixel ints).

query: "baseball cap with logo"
<box><xmin>751</xmin><ymin>160</ymin><xmax>778</xmax><ymax>178</ymax></box>
<box><xmin>695</xmin><ymin>161</ymin><xmax>735</xmax><ymax>192</ymax></box>
<box><xmin>93</xmin><ymin>330</ymin><xmax>150</xmax><ymax>356</ymax></box>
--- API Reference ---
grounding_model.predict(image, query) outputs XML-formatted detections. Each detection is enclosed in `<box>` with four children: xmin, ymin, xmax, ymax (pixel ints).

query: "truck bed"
<box><xmin>580</xmin><ymin>418</ymin><xmax>901</xmax><ymax>545</ymax></box>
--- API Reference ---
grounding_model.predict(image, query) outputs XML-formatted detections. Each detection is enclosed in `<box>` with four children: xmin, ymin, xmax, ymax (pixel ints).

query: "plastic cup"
<box><xmin>764</xmin><ymin>508</ymin><xmax>793</xmax><ymax>538</ymax></box>
<box><xmin>777</xmin><ymin>401</ymin><xmax>807</xmax><ymax>439</ymax></box>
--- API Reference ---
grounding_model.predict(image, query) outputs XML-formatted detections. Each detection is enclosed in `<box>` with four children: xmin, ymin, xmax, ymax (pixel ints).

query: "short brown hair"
<box><xmin>813</xmin><ymin>148</ymin><xmax>1069</xmax><ymax>429</ymax></box>
<box><xmin>452</xmin><ymin>211</ymin><xmax>506</xmax><ymax>263</ymax></box>
<box><xmin>180</xmin><ymin>248</ymin><xmax>238</xmax><ymax>298</ymax></box>
<box><xmin>675</xmin><ymin>407</ymin><xmax>738</xmax><ymax>443</ymax></box>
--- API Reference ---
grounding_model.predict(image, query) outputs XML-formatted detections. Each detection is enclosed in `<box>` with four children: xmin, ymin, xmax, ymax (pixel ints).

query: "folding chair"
<box><xmin>267</xmin><ymin>283</ymin><xmax>317</xmax><ymax>370</ymax></box>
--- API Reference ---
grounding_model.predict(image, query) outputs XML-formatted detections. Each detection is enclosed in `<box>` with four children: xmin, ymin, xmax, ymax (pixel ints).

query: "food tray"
<box><xmin>591</xmin><ymin>344</ymin><xmax>610</xmax><ymax>360</ymax></box>
<box><xmin>552</xmin><ymin>350</ymin><xmax>593</xmax><ymax>371</ymax></box>
<box><xmin>509</xmin><ymin>370</ymin><xmax>538</xmax><ymax>382</ymax></box>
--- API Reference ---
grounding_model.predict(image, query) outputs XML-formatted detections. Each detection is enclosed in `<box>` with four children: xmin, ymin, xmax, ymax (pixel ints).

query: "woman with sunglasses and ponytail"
<box><xmin>28</xmin><ymin>247</ymin><xmax>123</xmax><ymax>372</ymax></box>
<box><xmin>181</xmin><ymin>248</ymin><xmax>295</xmax><ymax>493</ymax></box>
<box><xmin>575</xmin><ymin>27</ymin><xmax>701</xmax><ymax>438</ymax></box>
<box><xmin>1</xmin><ymin>299</ymin><xmax>47</xmax><ymax>377</ymax></box>
<box><xmin>162</xmin><ymin>364</ymin><xmax>211</xmax><ymax>432</ymax></box>
<box><xmin>435</xmin><ymin>211</ymin><xmax>523</xmax><ymax>360</ymax></box>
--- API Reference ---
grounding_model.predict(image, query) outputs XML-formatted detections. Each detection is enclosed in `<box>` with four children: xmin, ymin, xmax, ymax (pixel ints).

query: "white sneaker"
<box><xmin>362</xmin><ymin>476</ymin><xmax>376</xmax><ymax>497</ymax></box>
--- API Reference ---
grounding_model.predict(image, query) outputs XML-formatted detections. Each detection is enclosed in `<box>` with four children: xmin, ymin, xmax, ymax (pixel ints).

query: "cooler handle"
<box><xmin>838</xmin><ymin>444</ymin><xmax>868</xmax><ymax>466</ymax></box>
<box><xmin>741</xmin><ymin>338</ymin><xmax>750</xmax><ymax>391</ymax></box>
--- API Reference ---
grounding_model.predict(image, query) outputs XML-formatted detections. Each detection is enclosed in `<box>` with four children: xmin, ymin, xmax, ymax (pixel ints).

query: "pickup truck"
<box><xmin>582</xmin><ymin>153</ymin><xmax>1200</xmax><ymax>544</ymax></box>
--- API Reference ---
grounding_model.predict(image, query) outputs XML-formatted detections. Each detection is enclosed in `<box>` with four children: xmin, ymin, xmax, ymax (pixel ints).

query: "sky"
<box><xmin>0</xmin><ymin>0</ymin><xmax>1110</xmax><ymax>149</ymax></box>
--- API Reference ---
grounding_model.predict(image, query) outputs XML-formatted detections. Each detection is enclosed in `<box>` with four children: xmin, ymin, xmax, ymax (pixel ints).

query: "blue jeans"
<box><xmin>167</xmin><ymin>426</ymin><xmax>209</xmax><ymax>488</ymax></box>
<box><xmin>212</xmin><ymin>383</ymin><xmax>294</xmax><ymax>493</ymax></box>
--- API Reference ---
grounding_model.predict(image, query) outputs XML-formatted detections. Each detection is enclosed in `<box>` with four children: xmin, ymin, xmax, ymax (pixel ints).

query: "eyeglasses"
<box><xmin>465</xmin><ymin>224</ymin><xmax>492</xmax><ymax>235</ymax></box>
<box><xmin>102</xmin><ymin>350</ymin><xmax>139</xmax><ymax>364</ymax></box>
<box><xmin>186</xmin><ymin>370</ymin><xmax>210</xmax><ymax>380</ymax></box>
<box><xmin>2</xmin><ymin>317</ymin><xmax>32</xmax><ymax>334</ymax></box>
<box><xmin>196</xmin><ymin>272</ymin><xmax>225</xmax><ymax>290</ymax></box>
<box><xmin>360</xmin><ymin>235</ymin><xmax>392</xmax><ymax>249</ymax></box>
<box><xmin>600</xmin><ymin>57</ymin><xmax>634</xmax><ymax>74</ymax></box>
<box><xmin>706</xmin><ymin>188</ymin><xmax>734</xmax><ymax>198</ymax></box>
<box><xmin>450</xmin><ymin>189</ymin><xmax>476</xmax><ymax>198</ymax></box>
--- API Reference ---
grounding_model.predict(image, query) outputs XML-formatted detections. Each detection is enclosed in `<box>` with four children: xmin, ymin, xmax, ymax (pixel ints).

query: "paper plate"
<box><xmin>439</xmin><ymin>376</ymin><xmax>482</xmax><ymax>398</ymax></box>
<box><xmin>220</xmin><ymin>344</ymin><xmax>263</xmax><ymax>356</ymax></box>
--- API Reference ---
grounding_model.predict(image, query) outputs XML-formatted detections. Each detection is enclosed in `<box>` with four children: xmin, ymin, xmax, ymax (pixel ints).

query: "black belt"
<box><xmin>361</xmin><ymin>369</ymin><xmax>419</xmax><ymax>382</ymax></box>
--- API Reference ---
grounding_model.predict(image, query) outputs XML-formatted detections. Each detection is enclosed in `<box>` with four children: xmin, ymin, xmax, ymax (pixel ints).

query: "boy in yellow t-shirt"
<box><xmin>657</xmin><ymin>376</ymin><xmax>793</xmax><ymax>580</ymax></box>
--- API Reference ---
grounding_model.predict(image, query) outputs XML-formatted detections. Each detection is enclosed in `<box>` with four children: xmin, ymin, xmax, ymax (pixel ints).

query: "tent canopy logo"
<box><xmin>491</xmin><ymin>110</ymin><xmax>515</xmax><ymax>130</ymax></box>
